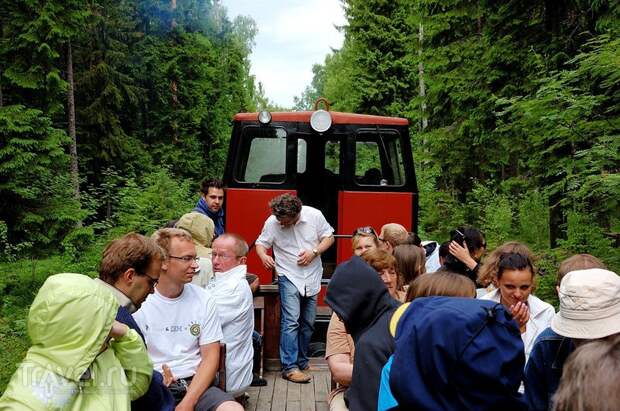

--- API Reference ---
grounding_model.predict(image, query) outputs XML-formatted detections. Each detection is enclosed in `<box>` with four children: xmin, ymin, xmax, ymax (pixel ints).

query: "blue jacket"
<box><xmin>388</xmin><ymin>297</ymin><xmax>527</xmax><ymax>411</ymax></box>
<box><xmin>194</xmin><ymin>197</ymin><xmax>224</xmax><ymax>237</ymax></box>
<box><xmin>117</xmin><ymin>306</ymin><xmax>175</xmax><ymax>411</ymax></box>
<box><xmin>523</xmin><ymin>327</ymin><xmax>574</xmax><ymax>411</ymax></box>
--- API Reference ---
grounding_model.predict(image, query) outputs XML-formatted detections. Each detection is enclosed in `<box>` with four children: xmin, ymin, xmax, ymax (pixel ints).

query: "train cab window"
<box><xmin>297</xmin><ymin>139</ymin><xmax>307</xmax><ymax>174</ymax></box>
<box><xmin>325</xmin><ymin>141</ymin><xmax>340</xmax><ymax>175</ymax></box>
<box><xmin>355</xmin><ymin>131</ymin><xmax>406</xmax><ymax>186</ymax></box>
<box><xmin>235</xmin><ymin>127</ymin><xmax>287</xmax><ymax>183</ymax></box>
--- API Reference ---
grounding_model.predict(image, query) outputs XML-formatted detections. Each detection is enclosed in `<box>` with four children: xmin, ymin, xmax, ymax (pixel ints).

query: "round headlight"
<box><xmin>310</xmin><ymin>110</ymin><xmax>332</xmax><ymax>133</ymax></box>
<box><xmin>258</xmin><ymin>110</ymin><xmax>272</xmax><ymax>124</ymax></box>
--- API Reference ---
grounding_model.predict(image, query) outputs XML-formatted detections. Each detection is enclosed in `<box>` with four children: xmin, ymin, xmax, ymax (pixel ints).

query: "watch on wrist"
<box><xmin>312</xmin><ymin>248</ymin><xmax>319</xmax><ymax>256</ymax></box>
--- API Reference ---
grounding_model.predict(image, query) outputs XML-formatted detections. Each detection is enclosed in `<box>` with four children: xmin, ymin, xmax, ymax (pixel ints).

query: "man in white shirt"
<box><xmin>207</xmin><ymin>233</ymin><xmax>254</xmax><ymax>395</ymax></box>
<box><xmin>134</xmin><ymin>228</ymin><xmax>242</xmax><ymax>411</ymax></box>
<box><xmin>255</xmin><ymin>194</ymin><xmax>334</xmax><ymax>383</ymax></box>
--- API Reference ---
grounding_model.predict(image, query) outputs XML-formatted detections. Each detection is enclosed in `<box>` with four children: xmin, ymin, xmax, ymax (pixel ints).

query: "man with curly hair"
<box><xmin>256</xmin><ymin>193</ymin><xmax>334</xmax><ymax>383</ymax></box>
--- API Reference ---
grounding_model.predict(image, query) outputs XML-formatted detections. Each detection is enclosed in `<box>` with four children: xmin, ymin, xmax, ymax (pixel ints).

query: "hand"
<box><xmin>449</xmin><ymin>241</ymin><xmax>477</xmax><ymax>270</ymax></box>
<box><xmin>509</xmin><ymin>301</ymin><xmax>530</xmax><ymax>333</ymax></box>
<box><xmin>297</xmin><ymin>249</ymin><xmax>315</xmax><ymax>266</ymax></box>
<box><xmin>259</xmin><ymin>253</ymin><xmax>275</xmax><ymax>270</ymax></box>
<box><xmin>109</xmin><ymin>320</ymin><xmax>128</xmax><ymax>339</ymax></box>
<box><xmin>162</xmin><ymin>364</ymin><xmax>175</xmax><ymax>387</ymax></box>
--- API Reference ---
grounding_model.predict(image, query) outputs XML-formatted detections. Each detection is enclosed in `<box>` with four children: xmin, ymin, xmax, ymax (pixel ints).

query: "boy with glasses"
<box><xmin>134</xmin><ymin>228</ymin><xmax>242</xmax><ymax>411</ymax></box>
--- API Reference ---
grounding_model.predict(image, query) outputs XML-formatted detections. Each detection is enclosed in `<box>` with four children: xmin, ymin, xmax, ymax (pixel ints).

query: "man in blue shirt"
<box><xmin>194</xmin><ymin>178</ymin><xmax>225</xmax><ymax>238</ymax></box>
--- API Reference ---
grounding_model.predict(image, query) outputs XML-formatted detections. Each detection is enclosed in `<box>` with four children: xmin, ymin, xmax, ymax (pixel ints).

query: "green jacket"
<box><xmin>0</xmin><ymin>273</ymin><xmax>152</xmax><ymax>410</ymax></box>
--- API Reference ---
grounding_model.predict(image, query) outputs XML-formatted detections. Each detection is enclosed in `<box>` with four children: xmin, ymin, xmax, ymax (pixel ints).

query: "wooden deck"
<box><xmin>245</xmin><ymin>370</ymin><xmax>330</xmax><ymax>411</ymax></box>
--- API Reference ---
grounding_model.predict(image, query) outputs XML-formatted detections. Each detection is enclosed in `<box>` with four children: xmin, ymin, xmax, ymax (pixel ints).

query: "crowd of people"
<box><xmin>325</xmin><ymin>219</ymin><xmax>620</xmax><ymax>411</ymax></box>
<box><xmin>0</xmin><ymin>185</ymin><xmax>618</xmax><ymax>411</ymax></box>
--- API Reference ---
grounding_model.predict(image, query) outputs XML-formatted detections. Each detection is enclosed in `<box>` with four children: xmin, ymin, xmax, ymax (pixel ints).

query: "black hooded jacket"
<box><xmin>325</xmin><ymin>256</ymin><xmax>401</xmax><ymax>411</ymax></box>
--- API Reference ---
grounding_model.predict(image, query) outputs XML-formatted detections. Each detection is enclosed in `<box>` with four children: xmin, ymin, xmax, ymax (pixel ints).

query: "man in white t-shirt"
<box><xmin>256</xmin><ymin>194</ymin><xmax>334</xmax><ymax>384</ymax></box>
<box><xmin>207</xmin><ymin>233</ymin><xmax>254</xmax><ymax>395</ymax></box>
<box><xmin>134</xmin><ymin>228</ymin><xmax>242</xmax><ymax>411</ymax></box>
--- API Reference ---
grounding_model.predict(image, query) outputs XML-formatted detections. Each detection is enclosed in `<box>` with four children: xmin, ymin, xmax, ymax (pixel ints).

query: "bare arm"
<box><xmin>256</xmin><ymin>244</ymin><xmax>275</xmax><ymax>270</ymax></box>
<box><xmin>327</xmin><ymin>353</ymin><xmax>353</xmax><ymax>386</ymax></box>
<box><xmin>176</xmin><ymin>342</ymin><xmax>219</xmax><ymax>410</ymax></box>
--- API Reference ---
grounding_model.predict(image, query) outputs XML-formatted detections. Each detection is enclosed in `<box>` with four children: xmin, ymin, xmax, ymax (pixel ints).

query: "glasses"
<box><xmin>212</xmin><ymin>252</ymin><xmax>241</xmax><ymax>260</ymax></box>
<box><xmin>352</xmin><ymin>226</ymin><xmax>377</xmax><ymax>237</ymax></box>
<box><xmin>136</xmin><ymin>270</ymin><xmax>159</xmax><ymax>288</ymax></box>
<box><xmin>169</xmin><ymin>255</ymin><xmax>200</xmax><ymax>264</ymax></box>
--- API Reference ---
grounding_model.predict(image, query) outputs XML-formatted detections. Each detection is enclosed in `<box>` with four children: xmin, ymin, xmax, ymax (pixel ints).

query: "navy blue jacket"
<box><xmin>116</xmin><ymin>306</ymin><xmax>175</xmax><ymax>411</ymax></box>
<box><xmin>389</xmin><ymin>297</ymin><xmax>527</xmax><ymax>411</ymax></box>
<box><xmin>523</xmin><ymin>327</ymin><xmax>574</xmax><ymax>411</ymax></box>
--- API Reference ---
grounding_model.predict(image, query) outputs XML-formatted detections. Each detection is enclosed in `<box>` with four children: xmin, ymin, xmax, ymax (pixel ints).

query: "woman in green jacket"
<box><xmin>0</xmin><ymin>273</ymin><xmax>153</xmax><ymax>410</ymax></box>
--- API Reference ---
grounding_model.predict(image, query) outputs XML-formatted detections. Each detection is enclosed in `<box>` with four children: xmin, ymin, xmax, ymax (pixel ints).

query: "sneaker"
<box><xmin>282</xmin><ymin>369</ymin><xmax>311</xmax><ymax>384</ymax></box>
<box><xmin>251</xmin><ymin>374</ymin><xmax>268</xmax><ymax>387</ymax></box>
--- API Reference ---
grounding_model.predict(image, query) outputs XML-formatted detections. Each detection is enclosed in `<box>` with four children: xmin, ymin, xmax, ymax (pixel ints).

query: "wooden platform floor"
<box><xmin>245</xmin><ymin>370</ymin><xmax>330</xmax><ymax>411</ymax></box>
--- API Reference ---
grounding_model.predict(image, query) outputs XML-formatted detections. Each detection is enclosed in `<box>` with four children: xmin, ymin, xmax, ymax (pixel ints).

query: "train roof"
<box><xmin>233</xmin><ymin>111</ymin><xmax>409</xmax><ymax>126</ymax></box>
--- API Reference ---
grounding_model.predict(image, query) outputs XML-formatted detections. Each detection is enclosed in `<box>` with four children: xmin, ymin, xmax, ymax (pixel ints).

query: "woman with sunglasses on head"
<box><xmin>480</xmin><ymin>241</ymin><xmax>555</xmax><ymax>363</ymax></box>
<box><xmin>351</xmin><ymin>226</ymin><xmax>380</xmax><ymax>256</ymax></box>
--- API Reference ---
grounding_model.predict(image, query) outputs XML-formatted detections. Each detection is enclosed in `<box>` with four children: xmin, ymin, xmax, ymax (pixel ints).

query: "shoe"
<box><xmin>251</xmin><ymin>374</ymin><xmax>268</xmax><ymax>387</ymax></box>
<box><xmin>282</xmin><ymin>369</ymin><xmax>311</xmax><ymax>384</ymax></box>
<box><xmin>300</xmin><ymin>364</ymin><xmax>319</xmax><ymax>372</ymax></box>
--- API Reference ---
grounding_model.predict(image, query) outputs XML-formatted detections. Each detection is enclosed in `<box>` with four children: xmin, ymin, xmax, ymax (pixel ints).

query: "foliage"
<box><xmin>109</xmin><ymin>168</ymin><xmax>195</xmax><ymax>238</ymax></box>
<box><xmin>0</xmin><ymin>105</ymin><xmax>83</xmax><ymax>254</ymax></box>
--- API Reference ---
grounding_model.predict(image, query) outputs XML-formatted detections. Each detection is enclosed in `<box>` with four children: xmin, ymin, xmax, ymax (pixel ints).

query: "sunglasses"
<box><xmin>352</xmin><ymin>226</ymin><xmax>377</xmax><ymax>237</ymax></box>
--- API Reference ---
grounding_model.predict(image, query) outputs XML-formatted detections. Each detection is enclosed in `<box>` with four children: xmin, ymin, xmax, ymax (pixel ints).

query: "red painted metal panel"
<box><xmin>226</xmin><ymin>188</ymin><xmax>295</xmax><ymax>285</ymax></box>
<box><xmin>233</xmin><ymin>111</ymin><xmax>409</xmax><ymax>126</ymax></box>
<box><xmin>337</xmin><ymin>191</ymin><xmax>413</xmax><ymax>263</ymax></box>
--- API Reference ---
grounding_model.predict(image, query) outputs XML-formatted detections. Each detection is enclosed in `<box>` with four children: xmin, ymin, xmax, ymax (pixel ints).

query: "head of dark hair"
<box><xmin>404</xmin><ymin>232</ymin><xmax>422</xmax><ymax>247</ymax></box>
<box><xmin>442</xmin><ymin>227</ymin><xmax>485</xmax><ymax>277</ymax></box>
<box><xmin>200</xmin><ymin>178</ymin><xmax>224</xmax><ymax>195</ymax></box>
<box><xmin>269</xmin><ymin>193</ymin><xmax>303</xmax><ymax>218</ymax></box>
<box><xmin>497</xmin><ymin>252</ymin><xmax>534</xmax><ymax>280</ymax></box>
<box><xmin>164</xmin><ymin>219</ymin><xmax>178</xmax><ymax>228</ymax></box>
<box><xmin>439</xmin><ymin>241</ymin><xmax>450</xmax><ymax>259</ymax></box>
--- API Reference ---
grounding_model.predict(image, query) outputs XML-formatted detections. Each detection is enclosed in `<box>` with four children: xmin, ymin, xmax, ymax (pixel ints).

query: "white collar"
<box><xmin>214</xmin><ymin>264</ymin><xmax>247</xmax><ymax>281</ymax></box>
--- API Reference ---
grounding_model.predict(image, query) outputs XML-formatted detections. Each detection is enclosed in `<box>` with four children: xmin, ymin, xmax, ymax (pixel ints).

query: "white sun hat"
<box><xmin>551</xmin><ymin>268</ymin><xmax>620</xmax><ymax>339</ymax></box>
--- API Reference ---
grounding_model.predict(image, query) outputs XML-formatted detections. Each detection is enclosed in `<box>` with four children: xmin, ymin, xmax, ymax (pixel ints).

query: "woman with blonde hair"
<box><xmin>480</xmin><ymin>241</ymin><xmax>554</xmax><ymax>362</ymax></box>
<box><xmin>351</xmin><ymin>226</ymin><xmax>380</xmax><ymax>256</ymax></box>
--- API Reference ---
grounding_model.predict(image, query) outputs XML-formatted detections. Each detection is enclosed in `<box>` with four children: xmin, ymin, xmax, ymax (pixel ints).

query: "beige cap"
<box><xmin>175</xmin><ymin>212</ymin><xmax>214</xmax><ymax>258</ymax></box>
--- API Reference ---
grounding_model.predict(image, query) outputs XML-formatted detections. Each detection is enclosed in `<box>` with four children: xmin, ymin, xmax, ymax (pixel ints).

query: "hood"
<box><xmin>325</xmin><ymin>256</ymin><xmax>400</xmax><ymax>341</ymax></box>
<box><xmin>26</xmin><ymin>273</ymin><xmax>119</xmax><ymax>382</ymax></box>
<box><xmin>390</xmin><ymin>297</ymin><xmax>526</xmax><ymax>411</ymax></box>
<box><xmin>176</xmin><ymin>212</ymin><xmax>215</xmax><ymax>255</ymax></box>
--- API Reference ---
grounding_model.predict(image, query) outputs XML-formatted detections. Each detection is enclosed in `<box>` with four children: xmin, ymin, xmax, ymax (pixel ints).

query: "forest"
<box><xmin>0</xmin><ymin>0</ymin><xmax>618</xmax><ymax>391</ymax></box>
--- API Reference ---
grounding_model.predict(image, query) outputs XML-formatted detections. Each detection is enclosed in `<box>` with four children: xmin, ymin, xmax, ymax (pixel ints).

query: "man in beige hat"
<box><xmin>176</xmin><ymin>211</ymin><xmax>215</xmax><ymax>287</ymax></box>
<box><xmin>524</xmin><ymin>267</ymin><xmax>620</xmax><ymax>411</ymax></box>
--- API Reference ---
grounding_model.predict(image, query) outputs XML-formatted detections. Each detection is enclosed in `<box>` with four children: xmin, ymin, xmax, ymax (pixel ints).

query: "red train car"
<box><xmin>223</xmin><ymin>104</ymin><xmax>418</xmax><ymax>309</ymax></box>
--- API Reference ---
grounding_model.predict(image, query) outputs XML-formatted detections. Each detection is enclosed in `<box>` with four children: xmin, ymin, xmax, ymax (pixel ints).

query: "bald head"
<box><xmin>380</xmin><ymin>223</ymin><xmax>408</xmax><ymax>252</ymax></box>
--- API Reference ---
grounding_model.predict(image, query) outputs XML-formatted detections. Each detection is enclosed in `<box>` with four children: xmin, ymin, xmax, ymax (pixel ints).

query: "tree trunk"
<box><xmin>418</xmin><ymin>23</ymin><xmax>428</xmax><ymax>131</ymax></box>
<box><xmin>170</xmin><ymin>0</ymin><xmax>178</xmax><ymax>142</ymax></box>
<box><xmin>67</xmin><ymin>41</ymin><xmax>80</xmax><ymax>202</ymax></box>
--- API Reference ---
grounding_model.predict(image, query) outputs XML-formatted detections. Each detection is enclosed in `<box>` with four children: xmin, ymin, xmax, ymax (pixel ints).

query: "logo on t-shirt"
<box><xmin>190</xmin><ymin>323</ymin><xmax>201</xmax><ymax>336</ymax></box>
